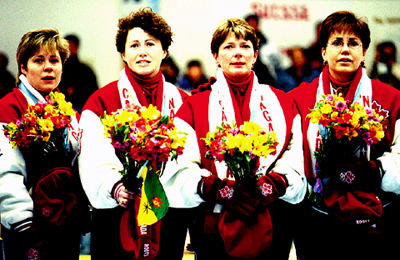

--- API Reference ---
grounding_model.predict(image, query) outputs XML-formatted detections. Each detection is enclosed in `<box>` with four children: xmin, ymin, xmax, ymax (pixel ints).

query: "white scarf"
<box><xmin>307</xmin><ymin>68</ymin><xmax>373</xmax><ymax>176</ymax></box>
<box><xmin>208</xmin><ymin>69</ymin><xmax>287</xmax><ymax>179</ymax></box>
<box><xmin>18</xmin><ymin>74</ymin><xmax>46</xmax><ymax>105</ymax></box>
<box><xmin>117</xmin><ymin>68</ymin><xmax>183</xmax><ymax>118</ymax></box>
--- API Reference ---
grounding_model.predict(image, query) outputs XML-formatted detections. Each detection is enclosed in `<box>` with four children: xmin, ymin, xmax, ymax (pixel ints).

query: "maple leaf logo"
<box><xmin>152</xmin><ymin>197</ymin><xmax>163</xmax><ymax>208</ymax></box>
<box><xmin>371</xmin><ymin>100</ymin><xmax>389</xmax><ymax>119</ymax></box>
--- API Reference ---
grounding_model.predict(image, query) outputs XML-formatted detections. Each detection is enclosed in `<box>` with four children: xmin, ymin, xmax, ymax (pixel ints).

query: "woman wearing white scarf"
<box><xmin>78</xmin><ymin>8</ymin><xmax>188</xmax><ymax>260</ymax></box>
<box><xmin>0</xmin><ymin>28</ymin><xmax>84</xmax><ymax>260</ymax></box>
<box><xmin>290</xmin><ymin>11</ymin><xmax>400</xmax><ymax>260</ymax></box>
<box><xmin>162</xmin><ymin>18</ymin><xmax>306</xmax><ymax>259</ymax></box>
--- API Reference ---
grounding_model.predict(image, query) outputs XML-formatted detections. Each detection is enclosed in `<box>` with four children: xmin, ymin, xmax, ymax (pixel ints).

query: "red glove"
<box><xmin>198</xmin><ymin>175</ymin><xmax>259</xmax><ymax>218</ymax></box>
<box><xmin>257</xmin><ymin>172</ymin><xmax>288</xmax><ymax>206</ymax></box>
<box><xmin>112</xmin><ymin>181</ymin><xmax>135</xmax><ymax>208</ymax></box>
<box><xmin>337</xmin><ymin>159</ymin><xmax>382</xmax><ymax>191</ymax></box>
<box><xmin>33</xmin><ymin>166</ymin><xmax>81</xmax><ymax>227</ymax></box>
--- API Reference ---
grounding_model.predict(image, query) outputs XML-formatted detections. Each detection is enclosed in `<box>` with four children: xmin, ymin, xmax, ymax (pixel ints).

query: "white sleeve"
<box><xmin>160</xmin><ymin>118</ymin><xmax>210</xmax><ymax>208</ymax></box>
<box><xmin>0</xmin><ymin>123</ymin><xmax>33</xmax><ymax>229</ymax></box>
<box><xmin>380</xmin><ymin>119</ymin><xmax>400</xmax><ymax>194</ymax></box>
<box><xmin>78</xmin><ymin>110</ymin><xmax>122</xmax><ymax>209</ymax></box>
<box><xmin>271</xmin><ymin>115</ymin><xmax>307</xmax><ymax>204</ymax></box>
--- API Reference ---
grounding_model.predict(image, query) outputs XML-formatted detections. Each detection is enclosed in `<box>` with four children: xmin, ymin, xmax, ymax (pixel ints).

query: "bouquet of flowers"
<box><xmin>307</xmin><ymin>93</ymin><xmax>387</xmax><ymax>203</ymax></box>
<box><xmin>101</xmin><ymin>104</ymin><xmax>187</xmax><ymax>225</ymax></box>
<box><xmin>3</xmin><ymin>92</ymin><xmax>76</xmax><ymax>179</ymax></box>
<box><xmin>203</xmin><ymin>121</ymin><xmax>278</xmax><ymax>184</ymax></box>
<box><xmin>3</xmin><ymin>91</ymin><xmax>75</xmax><ymax>149</ymax></box>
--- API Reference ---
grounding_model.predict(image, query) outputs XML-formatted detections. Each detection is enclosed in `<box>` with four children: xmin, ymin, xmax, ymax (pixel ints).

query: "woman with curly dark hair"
<box><xmin>78</xmin><ymin>8</ymin><xmax>188</xmax><ymax>260</ymax></box>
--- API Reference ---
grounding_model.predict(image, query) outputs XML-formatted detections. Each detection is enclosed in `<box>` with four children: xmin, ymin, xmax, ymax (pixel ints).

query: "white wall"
<box><xmin>0</xmin><ymin>0</ymin><xmax>121</xmax><ymax>87</ymax></box>
<box><xmin>1</xmin><ymin>0</ymin><xmax>400</xmax><ymax>87</ymax></box>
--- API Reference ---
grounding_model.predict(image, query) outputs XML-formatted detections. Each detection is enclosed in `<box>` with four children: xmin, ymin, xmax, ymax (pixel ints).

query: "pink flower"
<box><xmin>335</xmin><ymin>100</ymin><xmax>346</xmax><ymax>112</ymax></box>
<box><xmin>326</xmin><ymin>95</ymin><xmax>334</xmax><ymax>101</ymax></box>
<box><xmin>365</xmin><ymin>107</ymin><xmax>374</xmax><ymax>117</ymax></box>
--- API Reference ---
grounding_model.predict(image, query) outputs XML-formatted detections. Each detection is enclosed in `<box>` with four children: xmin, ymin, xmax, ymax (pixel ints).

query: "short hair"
<box><xmin>211</xmin><ymin>18</ymin><xmax>259</xmax><ymax>55</ymax></box>
<box><xmin>64</xmin><ymin>34</ymin><xmax>80</xmax><ymax>47</ymax></box>
<box><xmin>115</xmin><ymin>8</ymin><xmax>173</xmax><ymax>54</ymax></box>
<box><xmin>187</xmin><ymin>59</ymin><xmax>202</xmax><ymax>68</ymax></box>
<box><xmin>244</xmin><ymin>14</ymin><xmax>259</xmax><ymax>24</ymax></box>
<box><xmin>319</xmin><ymin>11</ymin><xmax>370</xmax><ymax>50</ymax></box>
<box><xmin>16</xmin><ymin>28</ymin><xmax>69</xmax><ymax>84</ymax></box>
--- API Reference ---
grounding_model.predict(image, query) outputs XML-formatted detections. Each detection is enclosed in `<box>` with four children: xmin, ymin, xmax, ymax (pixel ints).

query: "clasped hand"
<box><xmin>199</xmin><ymin>173</ymin><xmax>287</xmax><ymax>218</ymax></box>
<box><xmin>113</xmin><ymin>181</ymin><xmax>136</xmax><ymax>208</ymax></box>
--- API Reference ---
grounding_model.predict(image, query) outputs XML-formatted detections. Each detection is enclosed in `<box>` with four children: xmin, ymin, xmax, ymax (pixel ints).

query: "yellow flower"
<box><xmin>170</xmin><ymin>129</ymin><xmax>187</xmax><ymax>149</ymax></box>
<box><xmin>241</xmin><ymin>121</ymin><xmax>261</xmax><ymax>135</ymax></box>
<box><xmin>59</xmin><ymin>101</ymin><xmax>75</xmax><ymax>116</ymax></box>
<box><xmin>119</xmin><ymin>110</ymin><xmax>139</xmax><ymax>125</ymax></box>
<box><xmin>308</xmin><ymin>110</ymin><xmax>322</xmax><ymax>124</ymax></box>
<box><xmin>141</xmin><ymin>104</ymin><xmax>160</xmax><ymax>121</ymax></box>
<box><xmin>331</xmin><ymin>111</ymin><xmax>339</xmax><ymax>120</ymax></box>
<box><xmin>38</xmin><ymin>118</ymin><xmax>54</xmax><ymax>133</ymax></box>
<box><xmin>42</xmin><ymin>132</ymin><xmax>51</xmax><ymax>142</ymax></box>
<box><xmin>321</xmin><ymin>104</ymin><xmax>333</xmax><ymax>115</ymax></box>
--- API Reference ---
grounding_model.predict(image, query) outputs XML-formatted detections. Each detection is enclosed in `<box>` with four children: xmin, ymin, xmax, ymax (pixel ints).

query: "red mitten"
<box><xmin>324</xmin><ymin>190</ymin><xmax>383</xmax><ymax>233</ymax></box>
<box><xmin>218</xmin><ymin>209</ymin><xmax>273</xmax><ymax>258</ymax></box>
<box><xmin>33</xmin><ymin>166</ymin><xmax>79</xmax><ymax>227</ymax></box>
<box><xmin>337</xmin><ymin>159</ymin><xmax>382</xmax><ymax>191</ymax></box>
<box><xmin>198</xmin><ymin>175</ymin><xmax>259</xmax><ymax>217</ymax></box>
<box><xmin>257</xmin><ymin>172</ymin><xmax>288</xmax><ymax>206</ymax></box>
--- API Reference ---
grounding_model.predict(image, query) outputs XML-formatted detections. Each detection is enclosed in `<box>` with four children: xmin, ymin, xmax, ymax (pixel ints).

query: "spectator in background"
<box><xmin>58</xmin><ymin>34</ymin><xmax>98</xmax><ymax>113</ymax></box>
<box><xmin>245</xmin><ymin>14</ymin><xmax>267</xmax><ymax>47</ymax></box>
<box><xmin>178</xmin><ymin>59</ymin><xmax>208</xmax><ymax>93</ymax></box>
<box><xmin>370</xmin><ymin>41</ymin><xmax>400</xmax><ymax>90</ymax></box>
<box><xmin>0</xmin><ymin>52</ymin><xmax>15</xmax><ymax>99</ymax></box>
<box><xmin>161</xmin><ymin>56</ymin><xmax>180</xmax><ymax>85</ymax></box>
<box><xmin>276</xmin><ymin>47</ymin><xmax>319</xmax><ymax>92</ymax></box>
<box><xmin>245</xmin><ymin>14</ymin><xmax>276</xmax><ymax>85</ymax></box>
<box><xmin>304</xmin><ymin>21</ymin><xmax>324</xmax><ymax>73</ymax></box>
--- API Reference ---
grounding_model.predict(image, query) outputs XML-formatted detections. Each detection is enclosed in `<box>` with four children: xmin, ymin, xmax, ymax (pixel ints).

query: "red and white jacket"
<box><xmin>289</xmin><ymin>66</ymin><xmax>400</xmax><ymax>195</ymax></box>
<box><xmin>0</xmin><ymin>77</ymin><xmax>80</xmax><ymax>230</ymax></box>
<box><xmin>78</xmin><ymin>68</ymin><xmax>187</xmax><ymax>209</ymax></box>
<box><xmin>161</xmin><ymin>69</ymin><xmax>307</xmax><ymax>210</ymax></box>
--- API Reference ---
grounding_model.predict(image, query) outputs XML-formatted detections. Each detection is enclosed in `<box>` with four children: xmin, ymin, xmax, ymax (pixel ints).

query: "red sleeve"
<box><xmin>0</xmin><ymin>88</ymin><xmax>28</xmax><ymax>123</ymax></box>
<box><xmin>82</xmin><ymin>81</ymin><xmax>122</xmax><ymax>117</ymax></box>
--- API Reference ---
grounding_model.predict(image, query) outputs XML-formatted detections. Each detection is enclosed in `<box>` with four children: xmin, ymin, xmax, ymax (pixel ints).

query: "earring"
<box><xmin>323</xmin><ymin>60</ymin><xmax>328</xmax><ymax>66</ymax></box>
<box><xmin>361</xmin><ymin>61</ymin><xmax>365</xmax><ymax>67</ymax></box>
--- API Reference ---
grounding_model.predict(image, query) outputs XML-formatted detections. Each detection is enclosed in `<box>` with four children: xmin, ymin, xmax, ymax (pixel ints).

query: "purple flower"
<box><xmin>114</xmin><ymin>141</ymin><xmax>121</xmax><ymax>149</ymax></box>
<box><xmin>326</xmin><ymin>95</ymin><xmax>334</xmax><ymax>101</ymax></box>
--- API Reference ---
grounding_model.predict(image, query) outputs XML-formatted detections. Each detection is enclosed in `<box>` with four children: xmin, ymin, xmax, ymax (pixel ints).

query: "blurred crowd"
<box><xmin>1</xmin><ymin>14</ymin><xmax>399</xmax><ymax>114</ymax></box>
